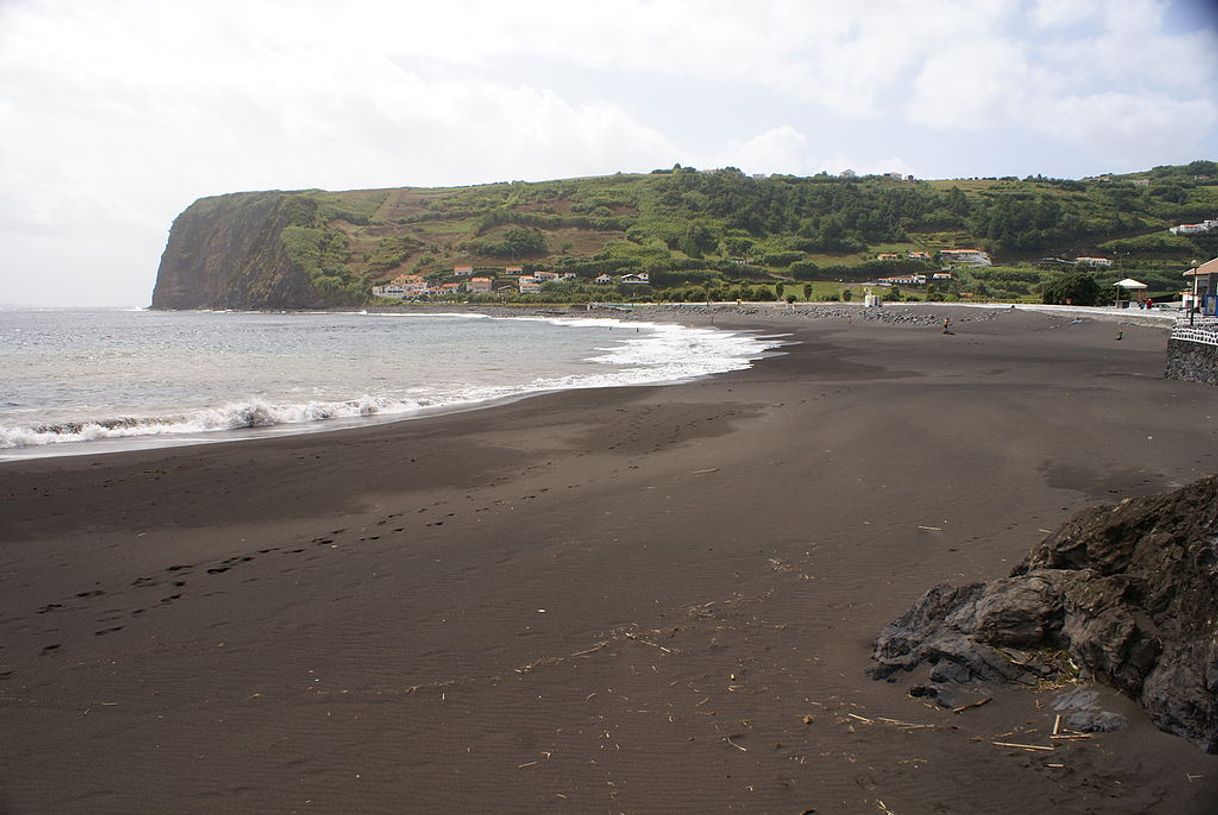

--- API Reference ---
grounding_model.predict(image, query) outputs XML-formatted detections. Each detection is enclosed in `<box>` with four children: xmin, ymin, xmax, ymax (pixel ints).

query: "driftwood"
<box><xmin>992</xmin><ymin>741</ymin><xmax>1054</xmax><ymax>752</ymax></box>
<box><xmin>952</xmin><ymin>697</ymin><xmax>992</xmax><ymax>714</ymax></box>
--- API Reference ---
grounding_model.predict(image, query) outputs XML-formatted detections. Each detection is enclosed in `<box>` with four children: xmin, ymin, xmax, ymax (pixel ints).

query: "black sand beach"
<box><xmin>1</xmin><ymin>306</ymin><xmax>1216</xmax><ymax>813</ymax></box>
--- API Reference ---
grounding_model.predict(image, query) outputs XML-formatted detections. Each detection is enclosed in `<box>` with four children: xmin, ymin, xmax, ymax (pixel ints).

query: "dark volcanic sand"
<box><xmin>1</xmin><ymin>307</ymin><xmax>1216</xmax><ymax>813</ymax></box>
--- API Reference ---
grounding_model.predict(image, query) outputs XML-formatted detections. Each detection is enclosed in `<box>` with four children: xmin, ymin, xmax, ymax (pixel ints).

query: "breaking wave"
<box><xmin>0</xmin><ymin>316</ymin><xmax>783</xmax><ymax>453</ymax></box>
<box><xmin>0</xmin><ymin>395</ymin><xmax>429</xmax><ymax>450</ymax></box>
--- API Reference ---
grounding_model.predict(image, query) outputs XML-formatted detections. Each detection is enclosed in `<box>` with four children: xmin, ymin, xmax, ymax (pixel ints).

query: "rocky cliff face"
<box><xmin>151</xmin><ymin>192</ymin><xmax>338</xmax><ymax>310</ymax></box>
<box><xmin>872</xmin><ymin>476</ymin><xmax>1218</xmax><ymax>752</ymax></box>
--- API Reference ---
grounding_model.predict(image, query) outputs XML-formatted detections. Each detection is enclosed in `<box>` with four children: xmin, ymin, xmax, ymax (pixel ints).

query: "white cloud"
<box><xmin>1032</xmin><ymin>92</ymin><xmax>1218</xmax><ymax>165</ymax></box>
<box><xmin>1031</xmin><ymin>0</ymin><xmax>1102</xmax><ymax>29</ymax></box>
<box><xmin>0</xmin><ymin>0</ymin><xmax>1214</xmax><ymax>305</ymax></box>
<box><xmin>714</xmin><ymin>126</ymin><xmax>811</xmax><ymax>175</ymax></box>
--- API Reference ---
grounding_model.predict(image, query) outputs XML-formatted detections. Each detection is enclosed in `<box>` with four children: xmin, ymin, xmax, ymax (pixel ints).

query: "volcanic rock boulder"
<box><xmin>871</xmin><ymin>476</ymin><xmax>1218</xmax><ymax>752</ymax></box>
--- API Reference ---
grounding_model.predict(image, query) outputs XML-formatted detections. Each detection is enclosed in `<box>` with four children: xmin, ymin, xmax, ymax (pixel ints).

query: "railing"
<box><xmin>1171</xmin><ymin>326</ymin><xmax>1218</xmax><ymax>347</ymax></box>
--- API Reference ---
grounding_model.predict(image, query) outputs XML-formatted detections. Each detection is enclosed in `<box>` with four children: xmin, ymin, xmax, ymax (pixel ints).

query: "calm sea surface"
<box><xmin>0</xmin><ymin>309</ymin><xmax>782</xmax><ymax>459</ymax></box>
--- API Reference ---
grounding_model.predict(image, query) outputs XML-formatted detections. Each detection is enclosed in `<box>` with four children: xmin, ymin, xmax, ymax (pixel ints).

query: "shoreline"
<box><xmin>0</xmin><ymin>302</ymin><xmax>1171</xmax><ymax>462</ymax></box>
<box><xmin>0</xmin><ymin>311</ymin><xmax>780</xmax><ymax>462</ymax></box>
<box><xmin>1</xmin><ymin>308</ymin><xmax>1215</xmax><ymax>813</ymax></box>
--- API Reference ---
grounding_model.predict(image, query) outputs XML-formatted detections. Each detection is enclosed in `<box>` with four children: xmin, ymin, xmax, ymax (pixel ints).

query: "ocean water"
<box><xmin>0</xmin><ymin>309</ymin><xmax>782</xmax><ymax>459</ymax></box>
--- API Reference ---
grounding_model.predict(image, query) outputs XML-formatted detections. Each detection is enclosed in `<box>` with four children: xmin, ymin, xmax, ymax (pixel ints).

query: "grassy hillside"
<box><xmin>224</xmin><ymin>160</ymin><xmax>1218</xmax><ymax>304</ymax></box>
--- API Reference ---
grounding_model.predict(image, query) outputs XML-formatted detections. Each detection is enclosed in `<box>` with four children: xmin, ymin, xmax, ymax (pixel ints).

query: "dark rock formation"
<box><xmin>872</xmin><ymin>476</ymin><xmax>1218</xmax><ymax>752</ymax></box>
<box><xmin>151</xmin><ymin>191</ymin><xmax>334</xmax><ymax>310</ymax></box>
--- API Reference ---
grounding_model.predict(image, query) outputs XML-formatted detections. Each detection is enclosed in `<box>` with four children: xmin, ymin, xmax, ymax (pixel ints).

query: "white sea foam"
<box><xmin>0</xmin><ymin>312</ymin><xmax>782</xmax><ymax>454</ymax></box>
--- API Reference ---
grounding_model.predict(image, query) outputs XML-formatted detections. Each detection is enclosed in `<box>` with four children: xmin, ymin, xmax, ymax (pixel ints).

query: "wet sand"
<box><xmin>1</xmin><ymin>306</ymin><xmax>1216</xmax><ymax>813</ymax></box>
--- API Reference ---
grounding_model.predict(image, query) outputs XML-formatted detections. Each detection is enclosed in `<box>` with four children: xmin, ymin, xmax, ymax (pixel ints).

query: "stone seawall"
<box><xmin>1165</xmin><ymin>331</ymin><xmax>1218</xmax><ymax>386</ymax></box>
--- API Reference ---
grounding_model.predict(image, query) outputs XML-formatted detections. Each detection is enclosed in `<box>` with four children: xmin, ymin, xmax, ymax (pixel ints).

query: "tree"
<box><xmin>680</xmin><ymin>222</ymin><xmax>716</xmax><ymax>258</ymax></box>
<box><xmin>841</xmin><ymin>289</ymin><xmax>852</xmax><ymax>302</ymax></box>
<box><xmin>775</xmin><ymin>282</ymin><xmax>785</xmax><ymax>299</ymax></box>
<box><xmin>1042</xmin><ymin>272</ymin><xmax>1100</xmax><ymax>306</ymax></box>
<box><xmin>803</xmin><ymin>283</ymin><xmax>812</xmax><ymax>300</ymax></box>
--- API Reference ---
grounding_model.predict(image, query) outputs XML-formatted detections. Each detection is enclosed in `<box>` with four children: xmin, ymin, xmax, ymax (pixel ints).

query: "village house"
<box><xmin>907</xmin><ymin>251</ymin><xmax>931</xmax><ymax>261</ymax></box>
<box><xmin>620</xmin><ymin>272</ymin><xmax>650</xmax><ymax>285</ymax></box>
<box><xmin>453</xmin><ymin>266</ymin><xmax>473</xmax><ymax>277</ymax></box>
<box><xmin>534</xmin><ymin>270</ymin><xmax>559</xmax><ymax>281</ymax></box>
<box><xmin>594</xmin><ymin>274</ymin><xmax>613</xmax><ymax>285</ymax></box>
<box><xmin>371</xmin><ymin>284</ymin><xmax>408</xmax><ymax>299</ymax></box>
<box><xmin>879</xmin><ymin>274</ymin><xmax>927</xmax><ymax>286</ymax></box>
<box><xmin>931</xmin><ymin>272</ymin><xmax>953</xmax><ymax>281</ymax></box>
<box><xmin>876</xmin><ymin>252</ymin><xmax>899</xmax><ymax>261</ymax></box>
<box><xmin>1184</xmin><ymin>257</ymin><xmax>1217</xmax><ymax>315</ymax></box>
<box><xmin>1170</xmin><ymin>220</ymin><xmax>1217</xmax><ymax>236</ymax></box>
<box><xmin>518</xmin><ymin>277</ymin><xmax>542</xmax><ymax>293</ymax></box>
<box><xmin>938</xmin><ymin>249</ymin><xmax>992</xmax><ymax>267</ymax></box>
<box><xmin>505</xmin><ymin>266</ymin><xmax>524</xmax><ymax>276</ymax></box>
<box><xmin>469</xmin><ymin>277</ymin><xmax>493</xmax><ymax>293</ymax></box>
<box><xmin>1075</xmin><ymin>256</ymin><xmax>1113</xmax><ymax>267</ymax></box>
<box><xmin>374</xmin><ymin>273</ymin><xmax>430</xmax><ymax>299</ymax></box>
<box><xmin>561</xmin><ymin>272</ymin><xmax>577</xmax><ymax>280</ymax></box>
<box><xmin>439</xmin><ymin>282</ymin><xmax>463</xmax><ymax>294</ymax></box>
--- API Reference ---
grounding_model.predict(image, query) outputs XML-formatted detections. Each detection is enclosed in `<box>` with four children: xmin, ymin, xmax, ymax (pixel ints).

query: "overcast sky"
<box><xmin>2</xmin><ymin>0</ymin><xmax>1216</xmax><ymax>307</ymax></box>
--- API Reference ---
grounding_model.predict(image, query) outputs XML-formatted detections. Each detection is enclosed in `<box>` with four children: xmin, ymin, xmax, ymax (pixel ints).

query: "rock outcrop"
<box><xmin>872</xmin><ymin>476</ymin><xmax>1218</xmax><ymax>752</ymax></box>
<box><xmin>151</xmin><ymin>191</ymin><xmax>361</xmax><ymax>310</ymax></box>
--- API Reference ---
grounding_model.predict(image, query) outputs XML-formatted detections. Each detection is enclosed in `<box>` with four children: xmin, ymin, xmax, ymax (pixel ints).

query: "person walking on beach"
<box><xmin>942</xmin><ymin>317</ymin><xmax>953</xmax><ymax>335</ymax></box>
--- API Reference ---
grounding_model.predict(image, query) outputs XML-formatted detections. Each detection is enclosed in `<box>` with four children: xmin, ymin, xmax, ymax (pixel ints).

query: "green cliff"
<box><xmin>151</xmin><ymin>162</ymin><xmax>1218</xmax><ymax>309</ymax></box>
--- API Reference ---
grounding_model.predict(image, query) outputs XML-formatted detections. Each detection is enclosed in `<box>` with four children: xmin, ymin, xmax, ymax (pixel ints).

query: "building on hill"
<box><xmin>620</xmin><ymin>273</ymin><xmax>650</xmax><ymax>285</ymax></box>
<box><xmin>908</xmin><ymin>251</ymin><xmax>931</xmax><ymax>260</ymax></box>
<box><xmin>469</xmin><ymin>277</ymin><xmax>492</xmax><ymax>293</ymax></box>
<box><xmin>505</xmin><ymin>266</ymin><xmax>524</xmax><ymax>276</ymax></box>
<box><xmin>453</xmin><ymin>265</ymin><xmax>473</xmax><ymax>277</ymax></box>
<box><xmin>876</xmin><ymin>252</ymin><xmax>899</xmax><ymax>261</ymax></box>
<box><xmin>1075</xmin><ymin>256</ymin><xmax>1113</xmax><ymax>267</ymax></box>
<box><xmin>372</xmin><ymin>284</ymin><xmax>407</xmax><ymax>299</ymax></box>
<box><xmin>519</xmin><ymin>277</ymin><xmax>541</xmax><ymax>293</ymax></box>
<box><xmin>931</xmin><ymin>272</ymin><xmax>953</xmax><ymax>281</ymax></box>
<box><xmin>879</xmin><ymin>274</ymin><xmax>927</xmax><ymax>285</ymax></box>
<box><xmin>938</xmin><ymin>249</ymin><xmax>992</xmax><ymax>267</ymax></box>
<box><xmin>594</xmin><ymin>274</ymin><xmax>613</xmax><ymax>285</ymax></box>
<box><xmin>1170</xmin><ymin>221</ymin><xmax>1216</xmax><ymax>236</ymax></box>
<box><xmin>534</xmin><ymin>270</ymin><xmax>559</xmax><ymax>281</ymax></box>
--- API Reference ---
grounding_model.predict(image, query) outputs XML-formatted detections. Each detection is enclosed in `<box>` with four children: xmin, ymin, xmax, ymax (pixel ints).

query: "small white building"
<box><xmin>453</xmin><ymin>265</ymin><xmax>474</xmax><ymax>277</ymax></box>
<box><xmin>594</xmin><ymin>274</ymin><xmax>613</xmax><ymax>285</ymax></box>
<box><xmin>372</xmin><ymin>284</ymin><xmax>408</xmax><ymax>299</ymax></box>
<box><xmin>620</xmin><ymin>272</ymin><xmax>650</xmax><ymax>285</ymax></box>
<box><xmin>519</xmin><ymin>277</ymin><xmax>542</xmax><ymax>293</ymax></box>
<box><xmin>469</xmin><ymin>277</ymin><xmax>493</xmax><ymax>293</ymax></box>
<box><xmin>1075</xmin><ymin>256</ymin><xmax>1113</xmax><ymax>267</ymax></box>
